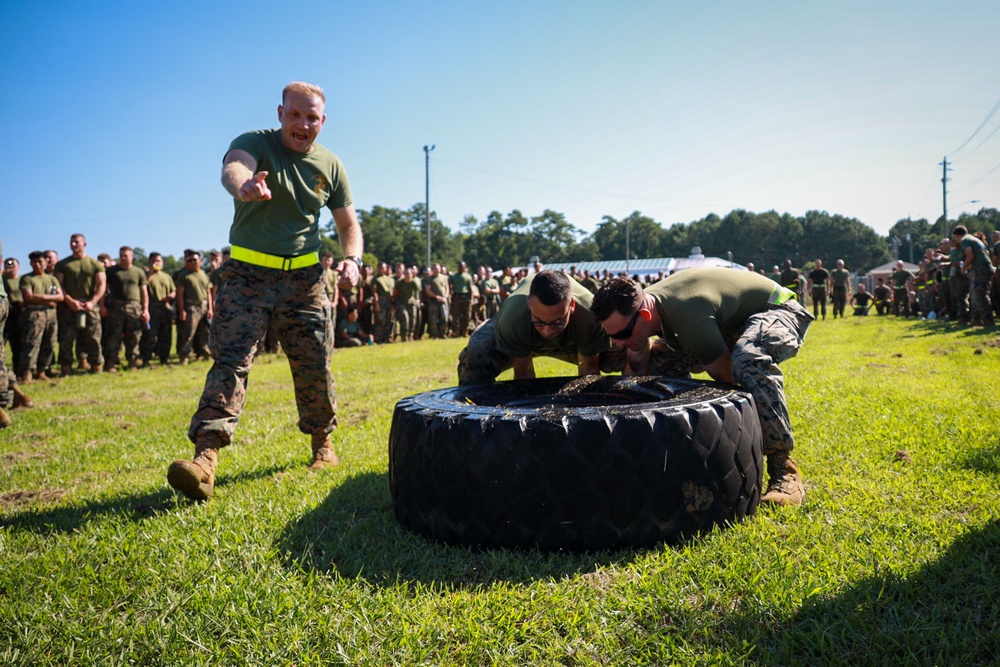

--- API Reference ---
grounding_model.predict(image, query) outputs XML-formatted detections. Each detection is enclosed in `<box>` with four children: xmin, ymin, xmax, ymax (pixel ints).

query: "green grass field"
<box><xmin>2</xmin><ymin>317</ymin><xmax>999</xmax><ymax>665</ymax></box>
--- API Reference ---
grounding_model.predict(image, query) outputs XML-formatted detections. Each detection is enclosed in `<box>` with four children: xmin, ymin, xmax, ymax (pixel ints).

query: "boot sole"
<box><xmin>167</xmin><ymin>461</ymin><xmax>213</xmax><ymax>501</ymax></box>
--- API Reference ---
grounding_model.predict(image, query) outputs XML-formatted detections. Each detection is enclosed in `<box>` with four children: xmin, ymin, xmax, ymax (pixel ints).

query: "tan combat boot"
<box><xmin>309</xmin><ymin>432</ymin><xmax>339</xmax><ymax>471</ymax></box>
<box><xmin>0</xmin><ymin>407</ymin><xmax>11</xmax><ymax>429</ymax></box>
<box><xmin>12</xmin><ymin>385</ymin><xmax>33</xmax><ymax>409</ymax></box>
<box><xmin>167</xmin><ymin>436</ymin><xmax>221</xmax><ymax>501</ymax></box>
<box><xmin>760</xmin><ymin>452</ymin><xmax>805</xmax><ymax>507</ymax></box>
<box><xmin>19</xmin><ymin>370</ymin><xmax>33</xmax><ymax>385</ymax></box>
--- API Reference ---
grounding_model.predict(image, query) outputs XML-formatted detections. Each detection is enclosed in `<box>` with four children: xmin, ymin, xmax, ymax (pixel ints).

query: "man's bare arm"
<box><xmin>577</xmin><ymin>353</ymin><xmax>601</xmax><ymax>377</ymax></box>
<box><xmin>222</xmin><ymin>149</ymin><xmax>271</xmax><ymax>202</ymax></box>
<box><xmin>704</xmin><ymin>349</ymin><xmax>734</xmax><ymax>385</ymax></box>
<box><xmin>510</xmin><ymin>356</ymin><xmax>535</xmax><ymax>380</ymax></box>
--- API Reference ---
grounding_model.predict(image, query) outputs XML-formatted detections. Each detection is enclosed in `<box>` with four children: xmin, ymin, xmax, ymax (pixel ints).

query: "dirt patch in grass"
<box><xmin>930</xmin><ymin>348</ymin><xmax>953</xmax><ymax>355</ymax></box>
<box><xmin>0</xmin><ymin>488</ymin><xmax>65</xmax><ymax>507</ymax></box>
<box><xmin>983</xmin><ymin>338</ymin><xmax>1000</xmax><ymax>348</ymax></box>
<box><xmin>343</xmin><ymin>408</ymin><xmax>372</xmax><ymax>427</ymax></box>
<box><xmin>49</xmin><ymin>397</ymin><xmax>102</xmax><ymax>407</ymax></box>
<box><xmin>2</xmin><ymin>450</ymin><xmax>49</xmax><ymax>467</ymax></box>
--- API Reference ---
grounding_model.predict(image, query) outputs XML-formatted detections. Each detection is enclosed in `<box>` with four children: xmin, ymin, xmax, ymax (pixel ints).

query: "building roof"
<box><xmin>523</xmin><ymin>255</ymin><xmax>746</xmax><ymax>277</ymax></box>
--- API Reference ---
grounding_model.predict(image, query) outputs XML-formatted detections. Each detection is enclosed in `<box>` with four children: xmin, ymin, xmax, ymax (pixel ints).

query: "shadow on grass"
<box><xmin>742</xmin><ymin>520</ymin><xmax>1000</xmax><ymax>664</ymax></box>
<box><xmin>961</xmin><ymin>437</ymin><xmax>1000</xmax><ymax>475</ymax></box>
<box><xmin>278</xmin><ymin>471</ymin><xmax>651</xmax><ymax>588</ymax></box>
<box><xmin>0</xmin><ymin>463</ymin><xmax>290</xmax><ymax>534</ymax></box>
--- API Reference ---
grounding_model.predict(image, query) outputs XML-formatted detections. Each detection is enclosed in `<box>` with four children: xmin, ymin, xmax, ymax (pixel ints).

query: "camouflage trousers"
<box><xmin>104</xmin><ymin>300</ymin><xmax>144</xmax><ymax>368</ymax></box>
<box><xmin>811</xmin><ymin>288</ymin><xmax>827</xmax><ymax>318</ymax></box>
<box><xmin>373</xmin><ymin>296</ymin><xmax>393</xmax><ymax>343</ymax></box>
<box><xmin>57</xmin><ymin>303</ymin><xmax>103</xmax><ymax>368</ymax></box>
<box><xmin>393</xmin><ymin>299</ymin><xmax>419</xmax><ymax>340</ymax></box>
<box><xmin>427</xmin><ymin>300</ymin><xmax>449</xmax><ymax>339</ymax></box>
<box><xmin>141</xmin><ymin>301</ymin><xmax>173</xmax><ymax>364</ymax></box>
<box><xmin>19</xmin><ymin>307</ymin><xmax>57</xmax><ymax>374</ymax></box>
<box><xmin>0</xmin><ymin>297</ymin><xmax>14</xmax><ymax>408</ymax></box>
<box><xmin>188</xmin><ymin>260</ymin><xmax>335</xmax><ymax>446</ymax></box>
<box><xmin>969</xmin><ymin>265</ymin><xmax>995</xmax><ymax>325</ymax></box>
<box><xmin>485</xmin><ymin>295</ymin><xmax>501</xmax><ymax>320</ymax></box>
<box><xmin>892</xmin><ymin>288</ymin><xmax>909</xmax><ymax>316</ymax></box>
<box><xmin>648</xmin><ymin>299</ymin><xmax>814</xmax><ymax>457</ymax></box>
<box><xmin>457</xmin><ymin>318</ymin><xmax>626</xmax><ymax>384</ymax></box>
<box><xmin>939</xmin><ymin>278</ymin><xmax>954</xmax><ymax>318</ymax></box>
<box><xmin>832</xmin><ymin>286</ymin><xmax>847</xmax><ymax>318</ymax></box>
<box><xmin>5</xmin><ymin>302</ymin><xmax>23</xmax><ymax>375</ymax></box>
<box><xmin>177</xmin><ymin>302</ymin><xmax>210</xmax><ymax>360</ymax></box>
<box><xmin>950</xmin><ymin>274</ymin><xmax>970</xmax><ymax>321</ymax></box>
<box><xmin>451</xmin><ymin>292</ymin><xmax>472</xmax><ymax>336</ymax></box>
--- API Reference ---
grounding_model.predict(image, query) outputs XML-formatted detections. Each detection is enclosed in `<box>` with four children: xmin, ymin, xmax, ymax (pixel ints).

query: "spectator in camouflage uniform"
<box><xmin>424</xmin><ymin>263</ymin><xmax>450</xmax><ymax>339</ymax></box>
<box><xmin>954</xmin><ymin>225</ymin><xmax>995</xmax><ymax>327</ymax></box>
<box><xmin>392</xmin><ymin>263</ymin><xmax>420</xmax><ymax>341</ymax></box>
<box><xmin>167</xmin><ymin>81</ymin><xmax>364</xmax><ymax>501</ymax></box>
<box><xmin>103</xmin><ymin>246</ymin><xmax>150</xmax><ymax>371</ymax></box>
<box><xmin>54</xmin><ymin>233</ymin><xmax>107</xmax><ymax>375</ymax></box>
<box><xmin>371</xmin><ymin>261</ymin><xmax>395</xmax><ymax>343</ymax></box>
<box><xmin>592</xmin><ymin>269</ymin><xmax>814</xmax><ymax>507</ymax></box>
<box><xmin>141</xmin><ymin>252</ymin><xmax>176</xmax><ymax>367</ymax></box>
<box><xmin>3</xmin><ymin>257</ymin><xmax>24</xmax><ymax>373</ymax></box>
<box><xmin>175</xmin><ymin>252</ymin><xmax>213</xmax><ymax>364</ymax></box>
<box><xmin>890</xmin><ymin>260</ymin><xmax>914</xmax><ymax>317</ymax></box>
<box><xmin>0</xmin><ymin>241</ymin><xmax>33</xmax><ymax>428</ymax></box>
<box><xmin>449</xmin><ymin>261</ymin><xmax>474</xmax><ymax>337</ymax></box>
<box><xmin>18</xmin><ymin>251</ymin><xmax>63</xmax><ymax>383</ymax></box>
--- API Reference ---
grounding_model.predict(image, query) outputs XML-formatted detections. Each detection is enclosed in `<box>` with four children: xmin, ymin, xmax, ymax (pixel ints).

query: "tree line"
<box><xmin>317</xmin><ymin>204</ymin><xmax>1000</xmax><ymax>273</ymax></box>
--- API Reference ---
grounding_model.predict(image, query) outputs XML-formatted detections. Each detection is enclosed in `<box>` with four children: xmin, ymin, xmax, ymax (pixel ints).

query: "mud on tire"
<box><xmin>388</xmin><ymin>375</ymin><xmax>762</xmax><ymax>551</ymax></box>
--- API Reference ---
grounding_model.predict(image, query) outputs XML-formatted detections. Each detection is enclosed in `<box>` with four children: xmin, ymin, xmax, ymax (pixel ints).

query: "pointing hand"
<box><xmin>238</xmin><ymin>171</ymin><xmax>272</xmax><ymax>202</ymax></box>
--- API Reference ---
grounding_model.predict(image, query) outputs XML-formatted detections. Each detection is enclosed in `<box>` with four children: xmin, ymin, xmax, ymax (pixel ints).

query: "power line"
<box><xmin>951</xmin><ymin>95</ymin><xmax>1000</xmax><ymax>157</ymax></box>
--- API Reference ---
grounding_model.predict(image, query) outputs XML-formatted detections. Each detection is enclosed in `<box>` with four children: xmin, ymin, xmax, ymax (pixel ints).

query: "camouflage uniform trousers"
<box><xmin>19</xmin><ymin>307</ymin><xmax>57</xmax><ymax>374</ymax></box>
<box><xmin>141</xmin><ymin>301</ymin><xmax>174</xmax><ymax>365</ymax></box>
<box><xmin>811</xmin><ymin>288</ymin><xmax>827</xmax><ymax>318</ymax></box>
<box><xmin>5</xmin><ymin>302</ymin><xmax>23</xmax><ymax>376</ymax></box>
<box><xmin>457</xmin><ymin>318</ymin><xmax>626</xmax><ymax>384</ymax></box>
<box><xmin>950</xmin><ymin>274</ymin><xmax>970</xmax><ymax>321</ymax></box>
<box><xmin>450</xmin><ymin>292</ymin><xmax>472</xmax><ymax>336</ymax></box>
<box><xmin>969</xmin><ymin>265</ymin><xmax>996</xmax><ymax>325</ymax></box>
<box><xmin>188</xmin><ymin>260</ymin><xmax>335</xmax><ymax>446</ymax></box>
<box><xmin>647</xmin><ymin>299</ymin><xmax>814</xmax><ymax>458</ymax></box>
<box><xmin>177</xmin><ymin>302</ymin><xmax>210</xmax><ymax>360</ymax></box>
<box><xmin>939</xmin><ymin>278</ymin><xmax>954</xmax><ymax>318</ymax></box>
<box><xmin>832</xmin><ymin>286</ymin><xmax>847</xmax><ymax>318</ymax></box>
<box><xmin>104</xmin><ymin>300</ymin><xmax>144</xmax><ymax>368</ymax></box>
<box><xmin>393</xmin><ymin>299</ymin><xmax>418</xmax><ymax>340</ymax></box>
<box><xmin>485</xmin><ymin>295</ymin><xmax>501</xmax><ymax>320</ymax></box>
<box><xmin>427</xmin><ymin>300</ymin><xmax>449</xmax><ymax>339</ymax></box>
<box><xmin>56</xmin><ymin>303</ymin><xmax>103</xmax><ymax>369</ymax></box>
<box><xmin>892</xmin><ymin>288</ymin><xmax>909</xmax><ymax>316</ymax></box>
<box><xmin>0</xmin><ymin>297</ymin><xmax>14</xmax><ymax>408</ymax></box>
<box><xmin>373</xmin><ymin>296</ymin><xmax>394</xmax><ymax>343</ymax></box>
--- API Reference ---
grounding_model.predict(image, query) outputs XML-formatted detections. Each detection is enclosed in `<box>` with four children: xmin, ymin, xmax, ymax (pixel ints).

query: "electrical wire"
<box><xmin>951</xmin><ymin>95</ymin><xmax>1000</xmax><ymax>157</ymax></box>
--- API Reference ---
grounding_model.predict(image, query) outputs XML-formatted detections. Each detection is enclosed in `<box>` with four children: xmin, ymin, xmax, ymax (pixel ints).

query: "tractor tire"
<box><xmin>388</xmin><ymin>375</ymin><xmax>762</xmax><ymax>551</ymax></box>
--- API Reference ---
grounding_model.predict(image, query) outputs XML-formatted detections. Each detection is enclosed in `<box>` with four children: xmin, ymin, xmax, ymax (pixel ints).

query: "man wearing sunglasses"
<box><xmin>591</xmin><ymin>268</ymin><xmax>814</xmax><ymax>507</ymax></box>
<box><xmin>458</xmin><ymin>269</ymin><xmax>621</xmax><ymax>384</ymax></box>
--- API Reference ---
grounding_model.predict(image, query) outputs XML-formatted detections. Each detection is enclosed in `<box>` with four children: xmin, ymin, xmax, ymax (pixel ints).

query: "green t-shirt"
<box><xmin>181</xmin><ymin>269</ymin><xmax>211</xmax><ymax>304</ymax></box>
<box><xmin>54</xmin><ymin>255</ymin><xmax>105</xmax><ymax>300</ymax></box>
<box><xmin>494</xmin><ymin>274</ymin><xmax>610</xmax><ymax>359</ymax></box>
<box><xmin>394</xmin><ymin>278</ymin><xmax>421</xmax><ymax>302</ymax></box>
<box><xmin>425</xmin><ymin>274</ymin><xmax>449</xmax><ymax>298</ymax></box>
<box><xmin>148</xmin><ymin>270</ymin><xmax>175</xmax><ymax>303</ymax></box>
<box><xmin>373</xmin><ymin>275</ymin><xmax>395</xmax><ymax>299</ymax></box>
<box><xmin>322</xmin><ymin>268</ymin><xmax>338</xmax><ymax>301</ymax></box>
<box><xmin>647</xmin><ymin>268</ymin><xmax>779</xmax><ymax>365</ymax></box>
<box><xmin>19</xmin><ymin>273</ymin><xmax>59</xmax><ymax>305</ymax></box>
<box><xmin>106</xmin><ymin>265</ymin><xmax>148</xmax><ymax>303</ymax></box>
<box><xmin>3</xmin><ymin>274</ymin><xmax>22</xmax><ymax>303</ymax></box>
<box><xmin>960</xmin><ymin>235</ymin><xmax>991</xmax><ymax>267</ymax></box>
<box><xmin>449</xmin><ymin>271</ymin><xmax>473</xmax><ymax>295</ymax></box>
<box><xmin>831</xmin><ymin>268</ymin><xmax>850</xmax><ymax>288</ymax></box>
<box><xmin>890</xmin><ymin>269</ymin><xmax>913</xmax><ymax>289</ymax></box>
<box><xmin>227</xmin><ymin>129</ymin><xmax>353</xmax><ymax>257</ymax></box>
<box><xmin>779</xmin><ymin>268</ymin><xmax>800</xmax><ymax>290</ymax></box>
<box><xmin>481</xmin><ymin>277</ymin><xmax>500</xmax><ymax>297</ymax></box>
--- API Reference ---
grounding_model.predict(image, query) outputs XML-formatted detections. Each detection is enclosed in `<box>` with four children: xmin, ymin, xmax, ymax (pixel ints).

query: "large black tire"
<box><xmin>388</xmin><ymin>375</ymin><xmax>762</xmax><ymax>552</ymax></box>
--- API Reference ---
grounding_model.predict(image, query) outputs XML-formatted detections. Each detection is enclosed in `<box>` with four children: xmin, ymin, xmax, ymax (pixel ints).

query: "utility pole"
<box><xmin>940</xmin><ymin>156</ymin><xmax>950</xmax><ymax>235</ymax></box>
<box><xmin>423</xmin><ymin>144</ymin><xmax>435</xmax><ymax>268</ymax></box>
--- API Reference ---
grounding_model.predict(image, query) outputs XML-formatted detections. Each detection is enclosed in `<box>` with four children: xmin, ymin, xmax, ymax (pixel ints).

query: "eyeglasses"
<box><xmin>530</xmin><ymin>310</ymin><xmax>571</xmax><ymax>331</ymax></box>
<box><xmin>607</xmin><ymin>309</ymin><xmax>642</xmax><ymax>340</ymax></box>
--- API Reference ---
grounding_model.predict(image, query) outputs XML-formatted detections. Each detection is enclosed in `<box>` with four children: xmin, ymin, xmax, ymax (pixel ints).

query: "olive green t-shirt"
<box><xmin>180</xmin><ymin>269</ymin><xmax>211</xmax><ymax>305</ymax></box>
<box><xmin>891</xmin><ymin>269</ymin><xmax>913</xmax><ymax>289</ymax></box>
<box><xmin>425</xmin><ymin>274</ymin><xmax>449</xmax><ymax>298</ymax></box>
<box><xmin>449</xmin><ymin>271</ymin><xmax>473</xmax><ymax>295</ymax></box>
<box><xmin>646</xmin><ymin>268</ymin><xmax>780</xmax><ymax>364</ymax></box>
<box><xmin>779</xmin><ymin>268</ymin><xmax>800</xmax><ymax>290</ymax></box>
<box><xmin>394</xmin><ymin>279</ymin><xmax>421</xmax><ymax>302</ymax></box>
<box><xmin>106</xmin><ymin>265</ymin><xmax>148</xmax><ymax>303</ymax></box>
<box><xmin>831</xmin><ymin>268</ymin><xmax>850</xmax><ymax>288</ymax></box>
<box><xmin>148</xmin><ymin>270</ymin><xmax>175</xmax><ymax>303</ymax></box>
<box><xmin>3</xmin><ymin>274</ymin><xmax>21</xmax><ymax>303</ymax></box>
<box><xmin>494</xmin><ymin>274</ymin><xmax>610</xmax><ymax>359</ymax></box>
<box><xmin>373</xmin><ymin>275</ymin><xmax>395</xmax><ymax>299</ymax></box>
<box><xmin>54</xmin><ymin>255</ymin><xmax>105</xmax><ymax>300</ymax></box>
<box><xmin>960</xmin><ymin>235</ymin><xmax>991</xmax><ymax>267</ymax></box>
<box><xmin>227</xmin><ymin>129</ymin><xmax>353</xmax><ymax>257</ymax></box>
<box><xmin>19</xmin><ymin>273</ymin><xmax>59</xmax><ymax>305</ymax></box>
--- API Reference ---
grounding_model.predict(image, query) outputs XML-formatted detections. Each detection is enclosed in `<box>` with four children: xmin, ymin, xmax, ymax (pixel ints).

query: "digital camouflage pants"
<box><xmin>647</xmin><ymin>299</ymin><xmax>814</xmax><ymax>458</ymax></box>
<box><xmin>0</xmin><ymin>297</ymin><xmax>14</xmax><ymax>408</ymax></box>
<box><xmin>373</xmin><ymin>296</ymin><xmax>393</xmax><ymax>343</ymax></box>
<box><xmin>104</xmin><ymin>300</ymin><xmax>144</xmax><ymax>368</ymax></box>
<box><xmin>451</xmin><ymin>292</ymin><xmax>472</xmax><ymax>337</ymax></box>
<box><xmin>57</xmin><ymin>303</ymin><xmax>103</xmax><ymax>368</ymax></box>
<box><xmin>394</xmin><ymin>299</ymin><xmax>418</xmax><ymax>340</ymax></box>
<box><xmin>457</xmin><ymin>318</ymin><xmax>626</xmax><ymax>384</ymax></box>
<box><xmin>427</xmin><ymin>300</ymin><xmax>449</xmax><ymax>339</ymax></box>
<box><xmin>950</xmin><ymin>274</ymin><xmax>970</xmax><ymax>321</ymax></box>
<box><xmin>188</xmin><ymin>260</ymin><xmax>335</xmax><ymax>447</ymax></box>
<box><xmin>177</xmin><ymin>302</ymin><xmax>210</xmax><ymax>360</ymax></box>
<box><xmin>969</xmin><ymin>265</ymin><xmax>995</xmax><ymax>325</ymax></box>
<box><xmin>19</xmin><ymin>307</ymin><xmax>57</xmax><ymax>374</ymax></box>
<box><xmin>141</xmin><ymin>301</ymin><xmax>173</xmax><ymax>364</ymax></box>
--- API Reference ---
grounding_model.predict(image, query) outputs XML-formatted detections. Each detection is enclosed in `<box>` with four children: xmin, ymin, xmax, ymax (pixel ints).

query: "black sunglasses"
<box><xmin>607</xmin><ymin>309</ymin><xmax>642</xmax><ymax>340</ymax></box>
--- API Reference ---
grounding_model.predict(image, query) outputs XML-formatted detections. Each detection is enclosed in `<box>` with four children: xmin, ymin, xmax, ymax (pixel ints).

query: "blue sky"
<box><xmin>2</xmin><ymin>0</ymin><xmax>998</xmax><ymax>266</ymax></box>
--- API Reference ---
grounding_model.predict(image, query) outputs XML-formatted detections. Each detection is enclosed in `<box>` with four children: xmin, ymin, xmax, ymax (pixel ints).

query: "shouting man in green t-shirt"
<box><xmin>592</xmin><ymin>268</ymin><xmax>814</xmax><ymax>507</ymax></box>
<box><xmin>167</xmin><ymin>81</ymin><xmax>365</xmax><ymax>502</ymax></box>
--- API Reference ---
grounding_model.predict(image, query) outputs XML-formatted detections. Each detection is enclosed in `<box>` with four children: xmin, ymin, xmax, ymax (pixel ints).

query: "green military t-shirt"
<box><xmin>449</xmin><ymin>271</ymin><xmax>473</xmax><ymax>295</ymax></box>
<box><xmin>481</xmin><ymin>277</ymin><xmax>500</xmax><ymax>297</ymax></box>
<box><xmin>54</xmin><ymin>255</ymin><xmax>105</xmax><ymax>300</ymax></box>
<box><xmin>394</xmin><ymin>278</ymin><xmax>421</xmax><ymax>303</ymax></box>
<box><xmin>106</xmin><ymin>265</ymin><xmax>148</xmax><ymax>303</ymax></box>
<box><xmin>20</xmin><ymin>273</ymin><xmax>59</xmax><ymax>305</ymax></box>
<box><xmin>227</xmin><ymin>129</ymin><xmax>353</xmax><ymax>257</ymax></box>
<box><xmin>148</xmin><ymin>270</ymin><xmax>175</xmax><ymax>303</ymax></box>
<box><xmin>960</xmin><ymin>235</ymin><xmax>991</xmax><ymax>267</ymax></box>
<box><xmin>3</xmin><ymin>274</ymin><xmax>22</xmax><ymax>303</ymax></box>
<box><xmin>425</xmin><ymin>274</ymin><xmax>449</xmax><ymax>298</ymax></box>
<box><xmin>779</xmin><ymin>268</ymin><xmax>800</xmax><ymax>291</ymax></box>
<box><xmin>831</xmin><ymin>268</ymin><xmax>850</xmax><ymax>288</ymax></box>
<box><xmin>322</xmin><ymin>268</ymin><xmax>338</xmax><ymax>301</ymax></box>
<box><xmin>891</xmin><ymin>269</ymin><xmax>913</xmax><ymax>289</ymax></box>
<box><xmin>646</xmin><ymin>268</ymin><xmax>781</xmax><ymax>365</ymax></box>
<box><xmin>373</xmin><ymin>274</ymin><xmax>395</xmax><ymax>299</ymax></box>
<box><xmin>181</xmin><ymin>269</ymin><xmax>211</xmax><ymax>304</ymax></box>
<box><xmin>494</xmin><ymin>274</ymin><xmax>610</xmax><ymax>359</ymax></box>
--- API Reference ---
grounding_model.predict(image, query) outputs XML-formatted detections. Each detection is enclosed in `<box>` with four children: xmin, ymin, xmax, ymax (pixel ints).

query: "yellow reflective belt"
<box><xmin>769</xmin><ymin>285</ymin><xmax>797</xmax><ymax>305</ymax></box>
<box><xmin>230</xmin><ymin>245</ymin><xmax>319</xmax><ymax>271</ymax></box>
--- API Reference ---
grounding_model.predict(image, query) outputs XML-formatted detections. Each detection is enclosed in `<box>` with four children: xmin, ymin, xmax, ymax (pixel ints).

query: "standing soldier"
<box><xmin>481</xmin><ymin>269</ymin><xmax>502</xmax><ymax>319</ymax></box>
<box><xmin>167</xmin><ymin>81</ymin><xmax>363</xmax><ymax>501</ymax></box>
<box><xmin>424</xmin><ymin>263</ymin><xmax>450</xmax><ymax>339</ymax></box>
<box><xmin>54</xmin><ymin>233</ymin><xmax>107</xmax><ymax>376</ymax></box>
<box><xmin>449</xmin><ymin>261</ymin><xmax>474</xmax><ymax>337</ymax></box>
<box><xmin>807</xmin><ymin>259</ymin><xmax>831</xmax><ymax>320</ymax></box>
<box><xmin>830</xmin><ymin>259</ymin><xmax>851</xmax><ymax>319</ymax></box>
<box><xmin>371</xmin><ymin>261</ymin><xmax>395</xmax><ymax>344</ymax></box>
<box><xmin>18</xmin><ymin>251</ymin><xmax>62</xmax><ymax>383</ymax></box>
<box><xmin>779</xmin><ymin>260</ymin><xmax>801</xmax><ymax>302</ymax></box>
<box><xmin>103</xmin><ymin>246</ymin><xmax>150</xmax><ymax>371</ymax></box>
<box><xmin>3</xmin><ymin>258</ymin><xmax>24</xmax><ymax>375</ymax></box>
<box><xmin>392</xmin><ymin>263</ymin><xmax>418</xmax><ymax>342</ymax></box>
<box><xmin>142</xmin><ymin>252</ymin><xmax>176</xmax><ymax>368</ymax></box>
<box><xmin>0</xmin><ymin>242</ymin><xmax>33</xmax><ymax>428</ymax></box>
<box><xmin>175</xmin><ymin>252</ymin><xmax>213</xmax><ymax>364</ymax></box>
<box><xmin>890</xmin><ymin>260</ymin><xmax>914</xmax><ymax>317</ymax></box>
<box><xmin>953</xmin><ymin>225</ymin><xmax>995</xmax><ymax>327</ymax></box>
